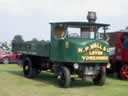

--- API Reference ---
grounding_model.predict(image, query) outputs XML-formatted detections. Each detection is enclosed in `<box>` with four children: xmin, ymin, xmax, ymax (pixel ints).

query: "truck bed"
<box><xmin>12</xmin><ymin>40</ymin><xmax>50</xmax><ymax>57</ymax></box>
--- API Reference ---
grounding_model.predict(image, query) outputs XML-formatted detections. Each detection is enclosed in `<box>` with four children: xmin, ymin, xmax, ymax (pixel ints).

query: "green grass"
<box><xmin>0</xmin><ymin>64</ymin><xmax>128</xmax><ymax>96</ymax></box>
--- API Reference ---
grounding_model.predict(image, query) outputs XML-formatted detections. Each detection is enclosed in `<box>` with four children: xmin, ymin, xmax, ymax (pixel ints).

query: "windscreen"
<box><xmin>67</xmin><ymin>26</ymin><xmax>97</xmax><ymax>39</ymax></box>
<box><xmin>122</xmin><ymin>33</ymin><xmax>128</xmax><ymax>48</ymax></box>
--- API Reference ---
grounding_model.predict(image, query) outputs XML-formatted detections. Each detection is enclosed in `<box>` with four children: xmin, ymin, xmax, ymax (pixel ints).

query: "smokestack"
<box><xmin>87</xmin><ymin>11</ymin><xmax>97</xmax><ymax>23</ymax></box>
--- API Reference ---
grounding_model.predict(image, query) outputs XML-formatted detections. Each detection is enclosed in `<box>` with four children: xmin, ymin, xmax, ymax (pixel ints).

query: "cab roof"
<box><xmin>50</xmin><ymin>22</ymin><xmax>110</xmax><ymax>28</ymax></box>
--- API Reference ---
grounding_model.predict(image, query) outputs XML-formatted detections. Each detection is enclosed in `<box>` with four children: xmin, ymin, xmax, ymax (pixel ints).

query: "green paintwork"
<box><xmin>12</xmin><ymin>41</ymin><xmax>50</xmax><ymax>57</ymax></box>
<box><xmin>12</xmin><ymin>21</ymin><xmax>110</xmax><ymax>64</ymax></box>
<box><xmin>50</xmin><ymin>38</ymin><xmax>109</xmax><ymax>63</ymax></box>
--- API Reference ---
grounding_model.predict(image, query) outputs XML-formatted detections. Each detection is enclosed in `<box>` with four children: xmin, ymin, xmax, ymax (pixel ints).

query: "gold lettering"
<box><xmin>78</xmin><ymin>48</ymin><xmax>83</xmax><ymax>53</ymax></box>
<box><xmin>88</xmin><ymin>51</ymin><xmax>103</xmax><ymax>55</ymax></box>
<box><xmin>85</xmin><ymin>47</ymin><xmax>89</xmax><ymax>52</ymax></box>
<box><xmin>81</xmin><ymin>56</ymin><xmax>108</xmax><ymax>61</ymax></box>
<box><xmin>82</xmin><ymin>56</ymin><xmax>86</xmax><ymax>60</ymax></box>
<box><xmin>78</xmin><ymin>43</ymin><xmax>108</xmax><ymax>54</ymax></box>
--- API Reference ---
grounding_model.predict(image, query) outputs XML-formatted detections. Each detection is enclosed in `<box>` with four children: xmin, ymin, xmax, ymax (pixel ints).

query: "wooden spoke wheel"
<box><xmin>120</xmin><ymin>64</ymin><xmax>128</xmax><ymax>80</ymax></box>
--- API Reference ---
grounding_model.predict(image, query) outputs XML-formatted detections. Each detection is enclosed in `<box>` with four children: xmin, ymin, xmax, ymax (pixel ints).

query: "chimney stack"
<box><xmin>87</xmin><ymin>11</ymin><xmax>97</xmax><ymax>23</ymax></box>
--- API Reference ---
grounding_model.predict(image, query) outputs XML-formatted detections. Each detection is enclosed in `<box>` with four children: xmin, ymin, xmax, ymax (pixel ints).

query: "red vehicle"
<box><xmin>0</xmin><ymin>49</ymin><xmax>20</xmax><ymax>64</ymax></box>
<box><xmin>108</xmin><ymin>31</ymin><xmax>128</xmax><ymax>79</ymax></box>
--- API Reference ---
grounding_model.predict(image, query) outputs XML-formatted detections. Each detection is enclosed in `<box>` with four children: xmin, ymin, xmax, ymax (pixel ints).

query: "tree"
<box><xmin>11</xmin><ymin>35</ymin><xmax>24</xmax><ymax>51</ymax></box>
<box><xmin>12</xmin><ymin>35</ymin><xmax>24</xmax><ymax>44</ymax></box>
<box><xmin>31</xmin><ymin>38</ymin><xmax>39</xmax><ymax>43</ymax></box>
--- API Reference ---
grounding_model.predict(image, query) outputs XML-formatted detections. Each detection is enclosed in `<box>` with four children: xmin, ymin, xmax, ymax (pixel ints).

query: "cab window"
<box><xmin>68</xmin><ymin>28</ymin><xmax>80</xmax><ymax>37</ymax></box>
<box><xmin>67</xmin><ymin>26</ymin><xmax>97</xmax><ymax>39</ymax></box>
<box><xmin>122</xmin><ymin>33</ymin><xmax>128</xmax><ymax>48</ymax></box>
<box><xmin>54</xmin><ymin>26</ymin><xmax>65</xmax><ymax>39</ymax></box>
<box><xmin>80</xmin><ymin>26</ymin><xmax>96</xmax><ymax>39</ymax></box>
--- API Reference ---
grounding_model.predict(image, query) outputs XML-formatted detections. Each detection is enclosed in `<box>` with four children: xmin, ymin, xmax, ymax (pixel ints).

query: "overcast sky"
<box><xmin>0</xmin><ymin>0</ymin><xmax>128</xmax><ymax>42</ymax></box>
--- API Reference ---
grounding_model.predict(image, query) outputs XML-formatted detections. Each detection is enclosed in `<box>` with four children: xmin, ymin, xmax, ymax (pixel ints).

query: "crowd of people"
<box><xmin>0</xmin><ymin>42</ymin><xmax>11</xmax><ymax>54</ymax></box>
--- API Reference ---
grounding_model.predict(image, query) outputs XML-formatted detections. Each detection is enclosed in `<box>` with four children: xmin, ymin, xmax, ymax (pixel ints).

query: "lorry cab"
<box><xmin>50</xmin><ymin>19</ymin><xmax>110</xmax><ymax>64</ymax></box>
<box><xmin>48</xmin><ymin>12</ymin><xmax>110</xmax><ymax>87</ymax></box>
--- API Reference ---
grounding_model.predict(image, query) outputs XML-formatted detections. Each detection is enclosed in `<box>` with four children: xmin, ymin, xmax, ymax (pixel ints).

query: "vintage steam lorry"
<box><xmin>12</xmin><ymin>12</ymin><xmax>110</xmax><ymax>87</ymax></box>
<box><xmin>108</xmin><ymin>30</ymin><xmax>128</xmax><ymax>80</ymax></box>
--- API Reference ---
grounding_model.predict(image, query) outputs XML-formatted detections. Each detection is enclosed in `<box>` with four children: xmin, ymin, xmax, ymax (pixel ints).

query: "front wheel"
<box><xmin>57</xmin><ymin>66</ymin><xmax>71</xmax><ymax>88</ymax></box>
<box><xmin>93</xmin><ymin>66</ymin><xmax>106</xmax><ymax>86</ymax></box>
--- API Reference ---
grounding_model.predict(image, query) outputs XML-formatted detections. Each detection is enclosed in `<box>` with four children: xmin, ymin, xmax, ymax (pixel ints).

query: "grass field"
<box><xmin>0</xmin><ymin>64</ymin><xmax>128</xmax><ymax>96</ymax></box>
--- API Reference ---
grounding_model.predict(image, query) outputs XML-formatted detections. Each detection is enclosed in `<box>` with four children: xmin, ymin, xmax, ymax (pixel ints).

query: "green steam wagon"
<box><xmin>12</xmin><ymin>12</ymin><xmax>110</xmax><ymax>87</ymax></box>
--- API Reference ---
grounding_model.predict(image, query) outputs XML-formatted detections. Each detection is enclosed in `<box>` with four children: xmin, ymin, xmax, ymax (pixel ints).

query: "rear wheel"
<box><xmin>23</xmin><ymin>57</ymin><xmax>39</xmax><ymax>78</ymax></box>
<box><xmin>2</xmin><ymin>58</ymin><xmax>9</xmax><ymax>64</ymax></box>
<box><xmin>93</xmin><ymin>66</ymin><xmax>106</xmax><ymax>85</ymax></box>
<box><xmin>57</xmin><ymin>66</ymin><xmax>71</xmax><ymax>88</ymax></box>
<box><xmin>120</xmin><ymin>64</ymin><xmax>128</xmax><ymax>80</ymax></box>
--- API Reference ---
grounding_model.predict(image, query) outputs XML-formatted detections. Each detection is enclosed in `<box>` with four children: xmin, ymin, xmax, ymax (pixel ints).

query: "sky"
<box><xmin>0</xmin><ymin>0</ymin><xmax>128</xmax><ymax>42</ymax></box>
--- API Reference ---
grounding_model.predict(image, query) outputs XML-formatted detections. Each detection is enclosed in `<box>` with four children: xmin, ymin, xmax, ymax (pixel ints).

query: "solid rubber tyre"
<box><xmin>58</xmin><ymin>66</ymin><xmax>71</xmax><ymax>88</ymax></box>
<box><xmin>23</xmin><ymin>57</ymin><xmax>39</xmax><ymax>78</ymax></box>
<box><xmin>93</xmin><ymin>67</ymin><xmax>106</xmax><ymax>86</ymax></box>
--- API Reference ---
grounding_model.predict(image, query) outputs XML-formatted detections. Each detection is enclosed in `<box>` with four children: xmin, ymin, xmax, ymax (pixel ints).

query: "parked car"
<box><xmin>0</xmin><ymin>49</ymin><xmax>20</xmax><ymax>64</ymax></box>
